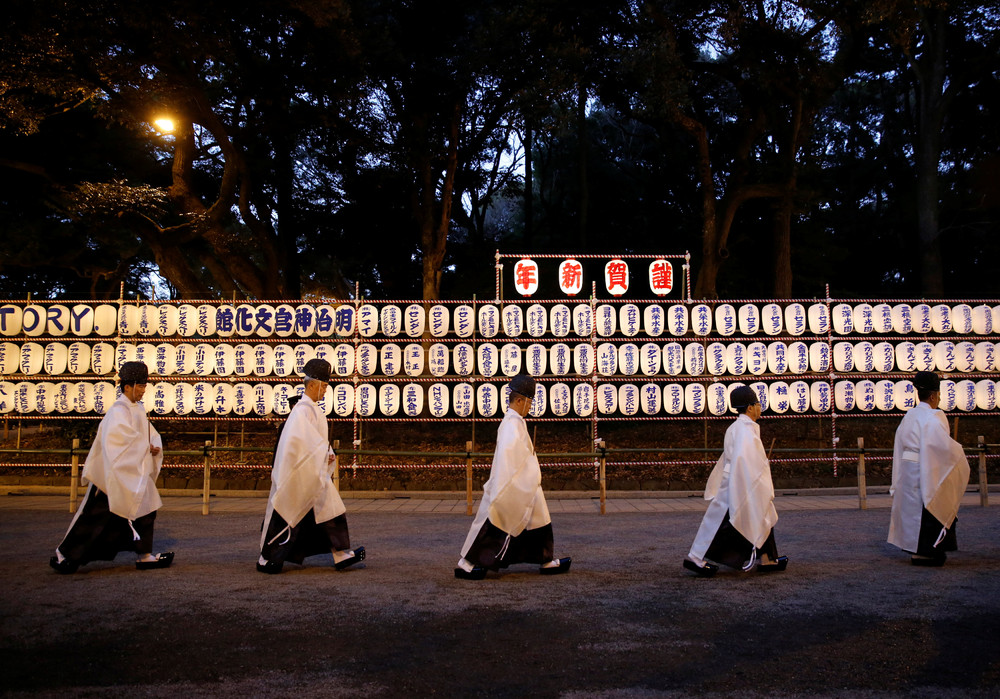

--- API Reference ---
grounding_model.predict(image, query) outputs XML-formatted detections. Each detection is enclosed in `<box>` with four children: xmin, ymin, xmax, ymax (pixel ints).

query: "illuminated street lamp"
<box><xmin>153</xmin><ymin>117</ymin><xmax>175</xmax><ymax>134</ymax></box>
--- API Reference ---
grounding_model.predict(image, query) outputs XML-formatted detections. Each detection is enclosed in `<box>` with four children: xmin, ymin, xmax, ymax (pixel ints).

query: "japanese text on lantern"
<box><xmin>559</xmin><ymin>258</ymin><xmax>583</xmax><ymax>296</ymax></box>
<box><xmin>514</xmin><ymin>258</ymin><xmax>538</xmax><ymax>296</ymax></box>
<box><xmin>605</xmin><ymin>259</ymin><xmax>629</xmax><ymax>296</ymax></box>
<box><xmin>649</xmin><ymin>259</ymin><xmax>673</xmax><ymax>296</ymax></box>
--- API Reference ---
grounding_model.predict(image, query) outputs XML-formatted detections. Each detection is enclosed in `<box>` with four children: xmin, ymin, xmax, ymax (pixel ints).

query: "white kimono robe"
<box><xmin>461</xmin><ymin>408</ymin><xmax>551</xmax><ymax>557</ymax></box>
<box><xmin>690</xmin><ymin>414</ymin><xmax>778</xmax><ymax>560</ymax></box>
<box><xmin>888</xmin><ymin>402</ymin><xmax>970</xmax><ymax>553</ymax></box>
<box><xmin>262</xmin><ymin>394</ymin><xmax>345</xmax><ymax>545</ymax></box>
<box><xmin>80</xmin><ymin>393</ymin><xmax>163</xmax><ymax>522</ymax></box>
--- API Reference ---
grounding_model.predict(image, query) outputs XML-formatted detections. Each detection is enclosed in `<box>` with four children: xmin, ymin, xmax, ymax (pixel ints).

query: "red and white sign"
<box><xmin>514</xmin><ymin>258</ymin><xmax>539</xmax><ymax>296</ymax></box>
<box><xmin>558</xmin><ymin>258</ymin><xmax>583</xmax><ymax>296</ymax></box>
<box><xmin>604</xmin><ymin>259</ymin><xmax>629</xmax><ymax>297</ymax></box>
<box><xmin>648</xmin><ymin>258</ymin><xmax>673</xmax><ymax>296</ymax></box>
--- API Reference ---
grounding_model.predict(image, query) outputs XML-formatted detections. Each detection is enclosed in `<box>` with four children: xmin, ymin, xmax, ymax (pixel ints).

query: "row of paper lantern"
<box><xmin>4</xmin><ymin>338</ymin><xmax>998</xmax><ymax>379</ymax></box>
<box><xmin>3</xmin><ymin>378</ymin><xmax>995</xmax><ymax>417</ymax></box>
<box><xmin>5</xmin><ymin>301</ymin><xmax>997</xmax><ymax>341</ymax></box>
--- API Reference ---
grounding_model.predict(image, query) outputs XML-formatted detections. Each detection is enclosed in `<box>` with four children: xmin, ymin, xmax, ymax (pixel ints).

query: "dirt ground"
<box><xmin>2</xmin><ymin>501</ymin><xmax>999</xmax><ymax>697</ymax></box>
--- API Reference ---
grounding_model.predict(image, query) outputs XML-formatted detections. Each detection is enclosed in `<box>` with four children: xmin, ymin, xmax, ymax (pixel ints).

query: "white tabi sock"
<box><xmin>456</xmin><ymin>558</ymin><xmax>475</xmax><ymax>573</ymax></box>
<box><xmin>542</xmin><ymin>557</ymin><xmax>562</xmax><ymax>569</ymax></box>
<box><xmin>258</xmin><ymin>555</ymin><xmax>269</xmax><ymax>566</ymax></box>
<box><xmin>686</xmin><ymin>553</ymin><xmax>707</xmax><ymax>568</ymax></box>
<box><xmin>54</xmin><ymin>549</ymin><xmax>66</xmax><ymax>563</ymax></box>
<box><xmin>333</xmin><ymin>549</ymin><xmax>355</xmax><ymax>564</ymax></box>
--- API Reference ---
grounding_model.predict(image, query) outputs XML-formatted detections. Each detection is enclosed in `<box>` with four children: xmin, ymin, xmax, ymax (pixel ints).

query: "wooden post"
<box><xmin>598</xmin><ymin>439</ymin><xmax>607</xmax><ymax>515</ymax></box>
<box><xmin>857</xmin><ymin>437</ymin><xmax>867</xmax><ymax>510</ymax></box>
<box><xmin>332</xmin><ymin>440</ymin><xmax>340</xmax><ymax>491</ymax></box>
<box><xmin>202</xmin><ymin>440</ymin><xmax>212</xmax><ymax>515</ymax></box>
<box><xmin>978</xmin><ymin>436</ymin><xmax>988</xmax><ymax>507</ymax></box>
<box><xmin>69</xmin><ymin>438</ymin><xmax>80</xmax><ymax>513</ymax></box>
<box><xmin>465</xmin><ymin>440</ymin><xmax>474</xmax><ymax>516</ymax></box>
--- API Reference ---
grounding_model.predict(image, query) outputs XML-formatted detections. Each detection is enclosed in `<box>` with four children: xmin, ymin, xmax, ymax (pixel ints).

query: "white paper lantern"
<box><xmin>65</xmin><ymin>304</ymin><xmax>94</xmax><ymax>337</ymax></box>
<box><xmin>639</xmin><ymin>383</ymin><xmax>661</xmax><ymax>415</ymax></box>
<box><xmin>930</xmin><ymin>304</ymin><xmax>951</xmax><ymax>334</ymax></box>
<box><xmin>691</xmin><ymin>304</ymin><xmax>712</xmax><ymax>336</ymax></box>
<box><xmin>10</xmin><ymin>381</ymin><xmax>30</xmax><ymax>412</ymax></box>
<box><xmin>528</xmin><ymin>383</ymin><xmax>546</xmax><ymax>418</ymax></box>
<box><xmin>478</xmin><ymin>343</ymin><xmax>501</xmax><ymax>377</ymax></box>
<box><xmin>951</xmin><ymin>304</ymin><xmax>973</xmax><ymax>335</ymax></box>
<box><xmin>953</xmin><ymin>342</ymin><xmax>975</xmax><ymax>372</ymax></box>
<box><xmin>380</xmin><ymin>343</ymin><xmax>403</xmax><ymax>377</ymax></box>
<box><xmin>426</xmin><ymin>383</ymin><xmax>449</xmax><ymax>417</ymax></box>
<box><xmin>502</xmin><ymin>304</ymin><xmax>523</xmax><ymax>337</ymax></box>
<box><xmin>213</xmin><ymin>344</ymin><xmax>235</xmax><ymax>377</ymax></box>
<box><xmin>894</xmin><ymin>380</ymin><xmax>917</xmax><ymax>411</ymax></box>
<box><xmin>809</xmin><ymin>342</ymin><xmax>831</xmax><ymax>373</ymax></box>
<box><xmin>667</xmin><ymin>304</ymin><xmax>688</xmax><ymax>336</ymax></box>
<box><xmin>784</xmin><ymin>303</ymin><xmax>806</xmax><ymax>336</ymax></box>
<box><xmin>0</xmin><ymin>343</ymin><xmax>19</xmax><ymax>375</ymax></box>
<box><xmin>852</xmin><ymin>303</ymin><xmax>875</xmax><ymax>334</ymax></box>
<box><xmin>424</xmin><ymin>304</ymin><xmax>448</xmax><ymax>338</ymax></box>
<box><xmin>955</xmin><ymin>379</ymin><xmax>976</xmax><ymax>412</ymax></box>
<box><xmin>173</xmin><ymin>304</ymin><xmax>195</xmax><ymax>338</ymax></box>
<box><xmin>975</xmin><ymin>379</ymin><xmax>996</xmax><ymax>411</ymax></box>
<box><xmin>403</xmin><ymin>343</ymin><xmax>425</xmax><ymax>377</ymax></box>
<box><xmin>190</xmin><ymin>381</ymin><xmax>212</xmax><ymax>415</ymax></box>
<box><xmin>327</xmin><ymin>384</ymin><xmax>352</xmax><ymax>417</ymax></box>
<box><xmin>912</xmin><ymin>304</ymin><xmax>932</xmax><ymax>334</ymax></box>
<box><xmin>725</xmin><ymin>343</ymin><xmax>747</xmax><ymax>375</ymax></box>
<box><xmin>856</xmin><ymin>380</ymin><xmax>878</xmax><ymax>411</ymax></box>
<box><xmin>380</xmin><ymin>305</ymin><xmax>402</xmax><ymax>337</ymax></box>
<box><xmin>524</xmin><ymin>343</ymin><xmax>546</xmax><ymax>376</ymax></box>
<box><xmin>768</xmin><ymin>382</ymin><xmax>790</xmax><ymax>414</ymax></box>
<box><xmin>834</xmin><ymin>381</ymin><xmax>855</xmax><ymax>412</ymax></box>
<box><xmin>684</xmin><ymin>343</ymin><xmax>705</xmax><ymax>376</ymax></box>
<box><xmin>684</xmin><ymin>383</ymin><xmax>706</xmax><ymax>414</ymax></box>
<box><xmin>662</xmin><ymin>342</ymin><xmax>684</xmax><ymax>376</ymax></box>
<box><xmin>715</xmin><ymin>304</ymin><xmax>737</xmax><ymax>337</ymax></box>
<box><xmin>246</xmin><ymin>344</ymin><xmax>270</xmax><ymax>377</ymax></box>
<box><xmin>428</xmin><ymin>343</ymin><xmax>449</xmax><ymax>377</ymax></box>
<box><xmin>71</xmin><ymin>381</ymin><xmax>95</xmax><ymax>414</ymax></box>
<box><xmin>707</xmin><ymin>383</ymin><xmax>728</xmax><ymax>416</ymax></box>
<box><xmin>992</xmin><ymin>305</ymin><xmax>1000</xmax><ymax>333</ymax></box>
<box><xmin>663</xmin><ymin>383</ymin><xmax>684</xmax><ymax>415</ymax></box>
<box><xmin>150</xmin><ymin>343</ymin><xmax>174</xmax><ymax>377</ymax></box>
<box><xmin>596</xmin><ymin>343</ymin><xmax>617</xmax><ymax>376</ymax></box>
<box><xmin>971</xmin><ymin>305</ymin><xmax>993</xmax><ymax>335</ymax></box>
<box><xmin>114</xmin><ymin>343</ymin><xmax>137</xmax><ymax>372</ymax></box>
<box><xmin>766</xmin><ymin>342</ymin><xmax>788</xmax><ymax>374</ymax></box>
<box><xmin>759</xmin><ymin>303</ymin><xmax>782</xmax><ymax>335</ymax></box>
<box><xmin>353</xmin><ymin>304</ymin><xmax>376</xmax><ymax>338</ymax></box>
<box><xmin>749</xmin><ymin>382</ymin><xmax>769</xmax><ymax>412</ymax></box>
<box><xmin>706</xmin><ymin>342</ymin><xmax>727</xmax><ymax>376</ymax></box>
<box><xmin>591</xmin><ymin>304</ymin><xmax>615</xmax><ymax>338</ymax></box>
<box><xmin>895</xmin><ymin>341</ymin><xmax>917</xmax><ymax>372</ymax></box>
<box><xmin>596</xmin><ymin>383</ymin><xmax>618</xmax><ymax>414</ymax></box>
<box><xmin>20</xmin><ymin>305</ymin><xmax>47</xmax><ymax>337</ymax></box>
<box><xmin>787</xmin><ymin>342</ymin><xmax>810</xmax><ymax>374</ymax></box>
<box><xmin>116</xmin><ymin>305</ymin><xmax>139</xmax><ymax>337</ymax></box>
<box><xmin>807</xmin><ymin>303</ymin><xmax>830</xmax><ymax>335</ymax></box>
<box><xmin>872</xmin><ymin>304</ymin><xmax>893</xmax><ymax>334</ymax></box>
<box><xmin>738</xmin><ymin>304</ymin><xmax>760</xmax><ymax>335</ymax></box>
<box><xmin>891</xmin><ymin>304</ymin><xmax>913</xmax><ymax>334</ymax></box>
<box><xmin>789</xmin><ymin>380</ymin><xmax>810</xmax><ymax>413</ymax></box>
<box><xmin>874</xmin><ymin>380</ymin><xmax>895</xmax><ymax>411</ymax></box>
<box><xmin>518</xmin><ymin>304</ymin><xmax>543</xmax><ymax>339</ymax></box>
<box><xmin>231</xmin><ymin>304</ymin><xmax>254</xmax><ymax>338</ymax></box>
<box><xmin>914</xmin><ymin>341</ymin><xmax>935</xmax><ymax>371</ymax></box>
<box><xmin>939</xmin><ymin>380</ymin><xmax>957</xmax><ymax>412</ymax></box>
<box><xmin>51</xmin><ymin>381</ymin><xmax>74</xmax><ymax>414</ymax></box>
<box><xmin>550</xmin><ymin>304</ymin><xmax>571</xmax><ymax>337</ymax></box>
<box><xmin>32</xmin><ymin>382</ymin><xmax>56</xmax><ymax>414</ymax></box>
<box><xmin>549</xmin><ymin>382</ymin><xmax>571</xmax><ymax>417</ymax></box>
<box><xmin>973</xmin><ymin>342</ymin><xmax>995</xmax><ymax>372</ymax></box>
<box><xmin>323</xmin><ymin>343</ymin><xmax>347</xmax><ymax>377</ymax></box>
<box><xmin>229</xmin><ymin>383</ymin><xmax>251</xmax><ymax>416</ymax></box>
<box><xmin>379</xmin><ymin>384</ymin><xmax>401</xmax><ymax>416</ymax></box>
<box><xmin>211</xmin><ymin>383</ymin><xmax>233</xmax><ymax>415</ymax></box>
<box><xmin>355</xmin><ymin>344</ymin><xmax>377</xmax><ymax>377</ymax></box>
<box><xmin>615</xmin><ymin>304</ymin><xmax>638</xmax><ymax>337</ymax></box>
<box><xmin>268</xmin><ymin>304</ymin><xmax>294</xmax><ymax>338</ymax></box>
<box><xmin>573</xmin><ymin>343</ymin><xmax>595</xmax><ymax>375</ymax></box>
<box><xmin>0</xmin><ymin>306</ymin><xmax>23</xmax><ymax>336</ymax></box>
<box><xmin>500</xmin><ymin>343</ymin><xmax>521</xmax><ymax>377</ymax></box>
<box><xmin>618</xmin><ymin>343</ymin><xmax>639</xmax><ymax>375</ymax></box>
<box><xmin>20</xmin><ymin>342</ymin><xmax>44</xmax><ymax>375</ymax></box>
<box><xmin>476</xmin><ymin>383</ymin><xmax>498</xmax><ymax>417</ymax></box>
<box><xmin>854</xmin><ymin>342</ymin><xmax>875</xmax><ymax>372</ymax></box>
<box><xmin>616</xmin><ymin>383</ymin><xmax>638</xmax><ymax>416</ymax></box>
<box><xmin>172</xmin><ymin>382</ymin><xmax>194</xmax><ymax>415</ymax></box>
<box><xmin>44</xmin><ymin>305</ymin><xmax>71</xmax><ymax>336</ymax></box>
<box><xmin>354</xmin><ymin>384</ymin><xmax>377</xmax><ymax>417</ymax></box>
<box><xmin>134</xmin><ymin>344</ymin><xmax>157</xmax><ymax>373</ymax></box>
<box><xmin>872</xmin><ymin>342</ymin><xmax>895</xmax><ymax>373</ymax></box>
<box><xmin>573</xmin><ymin>304</ymin><xmax>593</xmax><ymax>337</ymax></box>
<box><xmin>66</xmin><ymin>342</ymin><xmax>90</xmax><ymax>375</ymax></box>
<box><xmin>745</xmin><ymin>342</ymin><xmax>767</xmax><ymax>375</ymax></box>
<box><xmin>725</xmin><ymin>382</ymin><xmax>747</xmax><ymax>413</ymax></box>
<box><xmin>832</xmin><ymin>303</ymin><xmax>853</xmax><ymax>335</ymax></box>
<box><xmin>548</xmin><ymin>343</ymin><xmax>571</xmax><ymax>376</ymax></box>
<box><xmin>43</xmin><ymin>343</ymin><xmax>68</xmax><ymax>375</ymax></box>
<box><xmin>573</xmin><ymin>383</ymin><xmax>594</xmax><ymax>416</ymax></box>
<box><xmin>401</xmin><ymin>304</ymin><xmax>424</xmax><ymax>338</ymax></box>
<box><xmin>640</xmin><ymin>342</ymin><xmax>661</xmax><ymax>376</ymax></box>
<box><xmin>443</xmin><ymin>304</ymin><xmax>468</xmax><ymax>340</ymax></box>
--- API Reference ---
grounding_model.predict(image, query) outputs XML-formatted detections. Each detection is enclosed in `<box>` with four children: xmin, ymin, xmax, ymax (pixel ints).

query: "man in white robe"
<box><xmin>51</xmin><ymin>361</ymin><xmax>173</xmax><ymax>573</ymax></box>
<box><xmin>889</xmin><ymin>371</ymin><xmax>970</xmax><ymax>566</ymax></box>
<box><xmin>455</xmin><ymin>375</ymin><xmax>571</xmax><ymax>580</ymax></box>
<box><xmin>683</xmin><ymin>386</ymin><xmax>787</xmax><ymax>577</ymax></box>
<box><xmin>257</xmin><ymin>359</ymin><xmax>365</xmax><ymax>574</ymax></box>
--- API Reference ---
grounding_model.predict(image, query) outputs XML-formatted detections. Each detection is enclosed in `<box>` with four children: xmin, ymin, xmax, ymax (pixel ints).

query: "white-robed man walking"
<box><xmin>50</xmin><ymin>361</ymin><xmax>173</xmax><ymax>573</ymax></box>
<box><xmin>683</xmin><ymin>386</ymin><xmax>787</xmax><ymax>577</ymax></box>
<box><xmin>257</xmin><ymin>358</ymin><xmax>365</xmax><ymax>574</ymax></box>
<box><xmin>455</xmin><ymin>374</ymin><xmax>571</xmax><ymax>580</ymax></box>
<box><xmin>889</xmin><ymin>371</ymin><xmax>970</xmax><ymax>566</ymax></box>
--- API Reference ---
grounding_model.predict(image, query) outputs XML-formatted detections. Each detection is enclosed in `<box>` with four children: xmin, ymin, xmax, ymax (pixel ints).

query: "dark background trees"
<box><xmin>2</xmin><ymin>0</ymin><xmax>997</xmax><ymax>301</ymax></box>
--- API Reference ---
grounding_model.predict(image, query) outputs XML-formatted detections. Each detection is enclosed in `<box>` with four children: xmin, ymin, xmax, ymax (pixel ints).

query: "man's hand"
<box><xmin>150</xmin><ymin>446</ymin><xmax>162</xmax><ymax>456</ymax></box>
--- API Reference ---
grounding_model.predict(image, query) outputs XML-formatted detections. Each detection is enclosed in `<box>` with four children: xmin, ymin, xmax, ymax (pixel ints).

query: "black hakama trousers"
<box><xmin>57</xmin><ymin>484</ymin><xmax>155</xmax><ymax>565</ymax></box>
<box><xmin>463</xmin><ymin>520</ymin><xmax>554</xmax><ymax>571</ymax></box>
<box><xmin>261</xmin><ymin>508</ymin><xmax>351</xmax><ymax>565</ymax></box>
<box><xmin>704</xmin><ymin>511</ymin><xmax>779</xmax><ymax>570</ymax></box>
<box><xmin>908</xmin><ymin>507</ymin><xmax>958</xmax><ymax>559</ymax></box>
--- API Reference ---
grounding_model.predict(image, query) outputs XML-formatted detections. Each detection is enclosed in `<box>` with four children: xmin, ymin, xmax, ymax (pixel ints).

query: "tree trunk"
<box><xmin>524</xmin><ymin>119</ymin><xmax>533</xmax><ymax>244</ymax></box>
<box><xmin>577</xmin><ymin>83</ymin><xmax>589</xmax><ymax>248</ymax></box>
